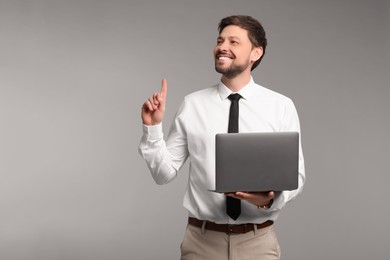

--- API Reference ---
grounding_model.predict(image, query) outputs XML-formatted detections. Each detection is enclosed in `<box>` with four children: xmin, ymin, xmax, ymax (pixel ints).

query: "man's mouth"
<box><xmin>216</xmin><ymin>53</ymin><xmax>234</xmax><ymax>60</ymax></box>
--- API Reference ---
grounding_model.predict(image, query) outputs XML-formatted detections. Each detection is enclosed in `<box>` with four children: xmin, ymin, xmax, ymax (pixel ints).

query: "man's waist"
<box><xmin>188</xmin><ymin>217</ymin><xmax>273</xmax><ymax>234</ymax></box>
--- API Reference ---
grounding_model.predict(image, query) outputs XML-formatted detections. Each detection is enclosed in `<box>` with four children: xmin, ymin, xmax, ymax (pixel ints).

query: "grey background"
<box><xmin>0</xmin><ymin>0</ymin><xmax>389</xmax><ymax>259</ymax></box>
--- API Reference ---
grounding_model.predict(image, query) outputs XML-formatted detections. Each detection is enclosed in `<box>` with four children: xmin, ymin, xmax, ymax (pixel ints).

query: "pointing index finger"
<box><xmin>160</xmin><ymin>78</ymin><xmax>167</xmax><ymax>99</ymax></box>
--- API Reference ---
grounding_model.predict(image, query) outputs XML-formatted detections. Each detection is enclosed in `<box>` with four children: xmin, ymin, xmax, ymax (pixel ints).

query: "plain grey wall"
<box><xmin>1</xmin><ymin>0</ymin><xmax>389</xmax><ymax>259</ymax></box>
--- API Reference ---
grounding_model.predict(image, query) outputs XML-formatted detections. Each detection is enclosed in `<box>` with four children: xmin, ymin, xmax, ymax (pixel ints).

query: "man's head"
<box><xmin>214</xmin><ymin>15</ymin><xmax>267</xmax><ymax>78</ymax></box>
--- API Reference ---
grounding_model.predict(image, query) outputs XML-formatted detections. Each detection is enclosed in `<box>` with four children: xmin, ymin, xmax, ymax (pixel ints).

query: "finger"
<box><xmin>153</xmin><ymin>93</ymin><xmax>160</xmax><ymax>105</ymax></box>
<box><xmin>158</xmin><ymin>79</ymin><xmax>167</xmax><ymax>111</ymax></box>
<box><xmin>148</xmin><ymin>96</ymin><xmax>158</xmax><ymax>110</ymax></box>
<box><xmin>143</xmin><ymin>100</ymin><xmax>154</xmax><ymax>112</ymax></box>
<box><xmin>160</xmin><ymin>78</ymin><xmax>168</xmax><ymax>100</ymax></box>
<box><xmin>236</xmin><ymin>192</ymin><xmax>270</xmax><ymax>200</ymax></box>
<box><xmin>234</xmin><ymin>192</ymin><xmax>251</xmax><ymax>199</ymax></box>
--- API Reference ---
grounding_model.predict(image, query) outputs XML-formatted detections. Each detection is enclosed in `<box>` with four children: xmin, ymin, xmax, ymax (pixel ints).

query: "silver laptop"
<box><xmin>213</xmin><ymin>132</ymin><xmax>299</xmax><ymax>192</ymax></box>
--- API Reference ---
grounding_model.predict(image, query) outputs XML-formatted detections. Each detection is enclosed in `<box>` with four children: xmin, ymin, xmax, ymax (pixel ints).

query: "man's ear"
<box><xmin>251</xmin><ymin>47</ymin><xmax>263</xmax><ymax>63</ymax></box>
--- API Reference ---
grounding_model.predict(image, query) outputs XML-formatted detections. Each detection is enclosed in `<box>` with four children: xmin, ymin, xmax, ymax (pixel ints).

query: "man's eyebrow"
<box><xmin>217</xmin><ymin>35</ymin><xmax>241</xmax><ymax>40</ymax></box>
<box><xmin>217</xmin><ymin>36</ymin><xmax>241</xmax><ymax>40</ymax></box>
<box><xmin>228</xmin><ymin>36</ymin><xmax>241</xmax><ymax>41</ymax></box>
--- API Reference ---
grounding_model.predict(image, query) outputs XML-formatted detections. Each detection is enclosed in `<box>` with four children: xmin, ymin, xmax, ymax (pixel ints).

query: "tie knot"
<box><xmin>228</xmin><ymin>93</ymin><xmax>241</xmax><ymax>101</ymax></box>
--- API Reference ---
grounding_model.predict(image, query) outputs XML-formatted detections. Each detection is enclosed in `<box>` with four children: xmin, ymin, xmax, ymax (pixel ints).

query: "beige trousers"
<box><xmin>180</xmin><ymin>223</ymin><xmax>281</xmax><ymax>260</ymax></box>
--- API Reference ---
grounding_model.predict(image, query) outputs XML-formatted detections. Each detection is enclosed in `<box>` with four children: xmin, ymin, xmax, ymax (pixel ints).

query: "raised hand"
<box><xmin>141</xmin><ymin>79</ymin><xmax>168</xmax><ymax>126</ymax></box>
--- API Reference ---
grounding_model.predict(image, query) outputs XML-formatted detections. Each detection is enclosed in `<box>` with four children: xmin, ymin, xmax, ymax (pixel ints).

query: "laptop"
<box><xmin>213</xmin><ymin>132</ymin><xmax>299</xmax><ymax>192</ymax></box>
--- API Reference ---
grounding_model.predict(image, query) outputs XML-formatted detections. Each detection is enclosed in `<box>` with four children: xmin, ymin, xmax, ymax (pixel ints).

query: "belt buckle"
<box><xmin>226</xmin><ymin>224</ymin><xmax>237</xmax><ymax>234</ymax></box>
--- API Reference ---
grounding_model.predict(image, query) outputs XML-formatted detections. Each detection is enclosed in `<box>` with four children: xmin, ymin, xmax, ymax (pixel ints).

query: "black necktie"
<box><xmin>226</xmin><ymin>93</ymin><xmax>242</xmax><ymax>220</ymax></box>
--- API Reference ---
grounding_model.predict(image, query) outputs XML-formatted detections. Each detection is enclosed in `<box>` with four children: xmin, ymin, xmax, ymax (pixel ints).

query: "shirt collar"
<box><xmin>218</xmin><ymin>76</ymin><xmax>256</xmax><ymax>101</ymax></box>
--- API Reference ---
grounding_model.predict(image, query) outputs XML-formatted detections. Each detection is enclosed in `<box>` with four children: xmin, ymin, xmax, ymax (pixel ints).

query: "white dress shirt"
<box><xmin>139</xmin><ymin>77</ymin><xmax>305</xmax><ymax>224</ymax></box>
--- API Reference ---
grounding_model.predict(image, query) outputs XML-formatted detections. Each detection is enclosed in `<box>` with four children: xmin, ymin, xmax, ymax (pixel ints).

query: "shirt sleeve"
<box><xmin>138</xmin><ymin>101</ymin><xmax>189</xmax><ymax>185</ymax></box>
<box><xmin>270</xmin><ymin>98</ymin><xmax>306</xmax><ymax>210</ymax></box>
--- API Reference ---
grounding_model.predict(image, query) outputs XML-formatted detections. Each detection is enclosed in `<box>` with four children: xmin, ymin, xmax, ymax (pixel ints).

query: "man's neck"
<box><xmin>221</xmin><ymin>73</ymin><xmax>252</xmax><ymax>92</ymax></box>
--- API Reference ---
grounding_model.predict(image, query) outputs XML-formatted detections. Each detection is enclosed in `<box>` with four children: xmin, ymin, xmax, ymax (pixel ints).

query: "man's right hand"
<box><xmin>141</xmin><ymin>79</ymin><xmax>168</xmax><ymax>126</ymax></box>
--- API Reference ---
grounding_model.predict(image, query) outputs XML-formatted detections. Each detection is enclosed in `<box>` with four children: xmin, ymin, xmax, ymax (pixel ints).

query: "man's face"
<box><xmin>214</xmin><ymin>25</ymin><xmax>261</xmax><ymax>78</ymax></box>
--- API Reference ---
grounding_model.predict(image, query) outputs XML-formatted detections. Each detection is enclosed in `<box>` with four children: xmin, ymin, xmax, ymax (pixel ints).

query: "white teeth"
<box><xmin>218</xmin><ymin>56</ymin><xmax>231</xmax><ymax>60</ymax></box>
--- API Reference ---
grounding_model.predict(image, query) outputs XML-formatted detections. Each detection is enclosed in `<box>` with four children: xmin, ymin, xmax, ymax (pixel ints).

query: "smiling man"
<box><xmin>139</xmin><ymin>15</ymin><xmax>305</xmax><ymax>260</ymax></box>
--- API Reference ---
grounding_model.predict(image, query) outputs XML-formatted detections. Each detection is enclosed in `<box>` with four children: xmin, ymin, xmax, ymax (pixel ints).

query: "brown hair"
<box><xmin>218</xmin><ymin>15</ymin><xmax>268</xmax><ymax>70</ymax></box>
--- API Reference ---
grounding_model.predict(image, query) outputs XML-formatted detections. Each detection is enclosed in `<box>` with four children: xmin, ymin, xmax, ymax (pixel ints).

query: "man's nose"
<box><xmin>217</xmin><ymin>41</ymin><xmax>229</xmax><ymax>52</ymax></box>
<box><xmin>221</xmin><ymin>42</ymin><xmax>230</xmax><ymax>51</ymax></box>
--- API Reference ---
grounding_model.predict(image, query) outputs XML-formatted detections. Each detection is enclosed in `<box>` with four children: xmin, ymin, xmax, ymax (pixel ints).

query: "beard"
<box><xmin>215</xmin><ymin>60</ymin><xmax>249</xmax><ymax>79</ymax></box>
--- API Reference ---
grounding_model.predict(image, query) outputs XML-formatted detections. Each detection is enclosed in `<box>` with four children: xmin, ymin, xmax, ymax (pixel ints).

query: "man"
<box><xmin>139</xmin><ymin>15</ymin><xmax>305</xmax><ymax>260</ymax></box>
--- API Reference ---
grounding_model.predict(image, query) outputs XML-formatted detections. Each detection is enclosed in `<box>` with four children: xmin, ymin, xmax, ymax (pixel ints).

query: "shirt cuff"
<box><xmin>142</xmin><ymin>123</ymin><xmax>163</xmax><ymax>140</ymax></box>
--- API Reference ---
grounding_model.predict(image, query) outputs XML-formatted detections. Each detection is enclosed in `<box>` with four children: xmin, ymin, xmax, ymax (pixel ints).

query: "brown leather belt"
<box><xmin>188</xmin><ymin>217</ymin><xmax>273</xmax><ymax>234</ymax></box>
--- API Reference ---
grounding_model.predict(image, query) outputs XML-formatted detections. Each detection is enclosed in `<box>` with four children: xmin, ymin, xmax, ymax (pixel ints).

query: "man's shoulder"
<box><xmin>252</xmin><ymin>82</ymin><xmax>292</xmax><ymax>102</ymax></box>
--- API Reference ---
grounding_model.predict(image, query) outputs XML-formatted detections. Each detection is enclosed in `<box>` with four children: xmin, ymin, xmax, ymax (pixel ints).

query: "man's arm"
<box><xmin>138</xmin><ymin>79</ymin><xmax>189</xmax><ymax>185</ymax></box>
<box><xmin>270</xmin><ymin>98</ymin><xmax>306</xmax><ymax>209</ymax></box>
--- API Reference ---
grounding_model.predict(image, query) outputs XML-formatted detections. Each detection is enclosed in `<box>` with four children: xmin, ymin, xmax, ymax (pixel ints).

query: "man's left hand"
<box><xmin>225</xmin><ymin>191</ymin><xmax>274</xmax><ymax>208</ymax></box>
